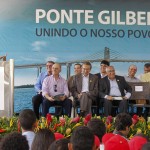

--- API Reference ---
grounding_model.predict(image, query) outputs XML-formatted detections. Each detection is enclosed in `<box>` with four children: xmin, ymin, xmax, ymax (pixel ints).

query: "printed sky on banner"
<box><xmin>0</xmin><ymin>0</ymin><xmax>149</xmax><ymax>85</ymax></box>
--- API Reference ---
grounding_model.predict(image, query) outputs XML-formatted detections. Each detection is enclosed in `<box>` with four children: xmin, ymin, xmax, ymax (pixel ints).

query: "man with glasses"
<box><xmin>99</xmin><ymin>66</ymin><xmax>132</xmax><ymax>116</ymax></box>
<box><xmin>71</xmin><ymin>62</ymin><xmax>98</xmax><ymax>117</ymax></box>
<box><xmin>42</xmin><ymin>63</ymin><xmax>72</xmax><ymax>117</ymax></box>
<box><xmin>32</xmin><ymin>61</ymin><xmax>54</xmax><ymax>119</ymax></box>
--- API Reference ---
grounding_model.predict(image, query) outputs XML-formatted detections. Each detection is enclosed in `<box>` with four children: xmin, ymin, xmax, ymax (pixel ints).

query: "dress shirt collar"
<box><xmin>82</xmin><ymin>74</ymin><xmax>89</xmax><ymax>78</ymax></box>
<box><xmin>51</xmin><ymin>74</ymin><xmax>61</xmax><ymax>79</ymax></box>
<box><xmin>108</xmin><ymin>77</ymin><xmax>116</xmax><ymax>81</ymax></box>
<box><xmin>101</xmin><ymin>73</ymin><xmax>107</xmax><ymax>78</ymax></box>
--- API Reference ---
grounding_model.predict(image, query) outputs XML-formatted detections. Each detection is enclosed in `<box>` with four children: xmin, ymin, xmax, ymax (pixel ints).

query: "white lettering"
<box><xmin>36</xmin><ymin>9</ymin><xmax>46</xmax><ymax>23</ymax></box>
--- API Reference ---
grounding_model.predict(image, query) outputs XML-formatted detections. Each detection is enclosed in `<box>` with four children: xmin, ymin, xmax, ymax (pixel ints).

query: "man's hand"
<box><xmin>78</xmin><ymin>93</ymin><xmax>82</xmax><ymax>99</ymax></box>
<box><xmin>123</xmin><ymin>96</ymin><xmax>128</xmax><ymax>100</ymax></box>
<box><xmin>48</xmin><ymin>96</ymin><xmax>55</xmax><ymax>102</ymax></box>
<box><xmin>59</xmin><ymin>95</ymin><xmax>66</xmax><ymax>101</ymax></box>
<box><xmin>107</xmin><ymin>96</ymin><xmax>114</xmax><ymax>100</ymax></box>
<box><xmin>38</xmin><ymin>90</ymin><xmax>42</xmax><ymax>94</ymax></box>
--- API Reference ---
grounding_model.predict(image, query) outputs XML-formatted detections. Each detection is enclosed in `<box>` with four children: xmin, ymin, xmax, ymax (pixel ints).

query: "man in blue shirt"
<box><xmin>32</xmin><ymin>61</ymin><xmax>54</xmax><ymax>119</ymax></box>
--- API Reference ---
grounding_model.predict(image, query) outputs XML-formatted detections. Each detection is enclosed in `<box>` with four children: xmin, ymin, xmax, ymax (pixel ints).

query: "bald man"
<box><xmin>99</xmin><ymin>66</ymin><xmax>132</xmax><ymax>116</ymax></box>
<box><xmin>42</xmin><ymin>63</ymin><xmax>72</xmax><ymax>117</ymax></box>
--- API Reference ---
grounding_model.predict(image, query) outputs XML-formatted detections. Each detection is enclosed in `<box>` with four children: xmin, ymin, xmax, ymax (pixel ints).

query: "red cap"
<box><xmin>54</xmin><ymin>132</ymin><xmax>64</xmax><ymax>140</ymax></box>
<box><xmin>129</xmin><ymin>136</ymin><xmax>147</xmax><ymax>150</ymax></box>
<box><xmin>94</xmin><ymin>135</ymin><xmax>100</xmax><ymax>148</ymax></box>
<box><xmin>102</xmin><ymin>133</ymin><xmax>115</xmax><ymax>144</ymax></box>
<box><xmin>105</xmin><ymin>135</ymin><xmax>130</xmax><ymax>150</ymax></box>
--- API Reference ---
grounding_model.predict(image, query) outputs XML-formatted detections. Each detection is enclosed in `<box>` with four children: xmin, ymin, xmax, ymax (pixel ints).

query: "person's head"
<box><xmin>74</xmin><ymin>64</ymin><xmax>82</xmax><ymax>75</ymax></box>
<box><xmin>82</xmin><ymin>61</ymin><xmax>92</xmax><ymax>76</ymax></box>
<box><xmin>31</xmin><ymin>129</ymin><xmax>55</xmax><ymax>150</ymax></box>
<box><xmin>100</xmin><ymin>60</ymin><xmax>110</xmax><ymax>75</ymax></box>
<box><xmin>142</xmin><ymin>142</ymin><xmax>150</xmax><ymax>150</ymax></box>
<box><xmin>0</xmin><ymin>132</ymin><xmax>29</xmax><ymax>150</ymax></box>
<box><xmin>106</xmin><ymin>66</ymin><xmax>115</xmax><ymax>80</ymax></box>
<box><xmin>129</xmin><ymin>136</ymin><xmax>148</xmax><ymax>150</ymax></box>
<box><xmin>52</xmin><ymin>63</ymin><xmax>61</xmax><ymax>76</ymax></box>
<box><xmin>19</xmin><ymin>109</ymin><xmax>36</xmax><ymax>131</ymax></box>
<box><xmin>46</xmin><ymin>61</ymin><xmax>55</xmax><ymax>75</ymax></box>
<box><xmin>144</xmin><ymin>63</ymin><xmax>150</xmax><ymax>73</ymax></box>
<box><xmin>134</xmin><ymin>133</ymin><xmax>149</xmax><ymax>142</ymax></box>
<box><xmin>104</xmin><ymin>134</ymin><xmax>130</xmax><ymax>150</ymax></box>
<box><xmin>102</xmin><ymin>133</ymin><xmax>115</xmax><ymax>144</ymax></box>
<box><xmin>49</xmin><ymin>138</ymin><xmax>70</xmax><ymax>150</ymax></box>
<box><xmin>87</xmin><ymin>118</ymin><xmax>106</xmax><ymax>142</ymax></box>
<box><xmin>128</xmin><ymin>65</ymin><xmax>137</xmax><ymax>78</ymax></box>
<box><xmin>114</xmin><ymin>113</ymin><xmax>132</xmax><ymax>136</ymax></box>
<box><xmin>68</xmin><ymin>126</ymin><xmax>95</xmax><ymax>150</ymax></box>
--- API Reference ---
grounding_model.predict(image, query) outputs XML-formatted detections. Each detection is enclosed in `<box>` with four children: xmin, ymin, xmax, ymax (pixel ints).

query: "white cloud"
<box><xmin>45</xmin><ymin>56</ymin><xmax>58</xmax><ymax>62</ymax></box>
<box><xmin>15</xmin><ymin>56</ymin><xmax>40</xmax><ymax>63</ymax></box>
<box><xmin>31</xmin><ymin>41</ymin><xmax>47</xmax><ymax>52</ymax></box>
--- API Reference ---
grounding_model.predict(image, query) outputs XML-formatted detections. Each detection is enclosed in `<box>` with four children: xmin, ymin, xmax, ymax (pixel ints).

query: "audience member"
<box><xmin>113</xmin><ymin>113</ymin><xmax>132</xmax><ymax>140</ymax></box>
<box><xmin>104</xmin><ymin>134</ymin><xmax>130</xmax><ymax>150</ymax></box>
<box><xmin>101</xmin><ymin>133</ymin><xmax>115</xmax><ymax>150</ymax></box>
<box><xmin>31</xmin><ymin>128</ymin><xmax>55</xmax><ymax>150</ymax></box>
<box><xmin>94</xmin><ymin>135</ymin><xmax>100</xmax><ymax>150</ymax></box>
<box><xmin>95</xmin><ymin>60</ymin><xmax>110</xmax><ymax>79</ymax></box>
<box><xmin>134</xmin><ymin>133</ymin><xmax>149</xmax><ymax>141</ymax></box>
<box><xmin>19</xmin><ymin>109</ymin><xmax>36</xmax><ymax>150</ymax></box>
<box><xmin>67</xmin><ymin>63</ymin><xmax>82</xmax><ymax>92</ymax></box>
<box><xmin>99</xmin><ymin>66</ymin><xmax>132</xmax><ymax>116</ymax></box>
<box><xmin>142</xmin><ymin>142</ymin><xmax>150</xmax><ymax>150</ymax></box>
<box><xmin>0</xmin><ymin>132</ymin><xmax>29</xmax><ymax>150</ymax></box>
<box><xmin>102</xmin><ymin>133</ymin><xmax>115</xmax><ymax>144</ymax></box>
<box><xmin>71</xmin><ymin>61</ymin><xmax>98</xmax><ymax>117</ymax></box>
<box><xmin>68</xmin><ymin>126</ymin><xmax>96</xmax><ymax>150</ymax></box>
<box><xmin>87</xmin><ymin>118</ymin><xmax>106</xmax><ymax>142</ymax></box>
<box><xmin>49</xmin><ymin>138</ymin><xmax>70</xmax><ymax>150</ymax></box>
<box><xmin>32</xmin><ymin>61</ymin><xmax>55</xmax><ymax>119</ymax></box>
<box><xmin>129</xmin><ymin>136</ymin><xmax>148</xmax><ymax>150</ymax></box>
<box><xmin>42</xmin><ymin>63</ymin><xmax>72</xmax><ymax>117</ymax></box>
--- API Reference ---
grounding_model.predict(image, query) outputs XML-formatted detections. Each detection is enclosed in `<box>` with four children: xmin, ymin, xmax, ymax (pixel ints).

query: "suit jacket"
<box><xmin>95</xmin><ymin>73</ymin><xmax>102</xmax><ymax>79</ymax></box>
<box><xmin>99</xmin><ymin>75</ymin><xmax>132</xmax><ymax>98</ymax></box>
<box><xmin>71</xmin><ymin>73</ymin><xmax>98</xmax><ymax>101</ymax></box>
<box><xmin>67</xmin><ymin>75</ymin><xmax>74</xmax><ymax>92</ymax></box>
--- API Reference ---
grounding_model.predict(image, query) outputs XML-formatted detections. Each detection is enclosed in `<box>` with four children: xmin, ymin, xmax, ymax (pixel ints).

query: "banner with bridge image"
<box><xmin>0</xmin><ymin>0</ymin><xmax>149</xmax><ymax>113</ymax></box>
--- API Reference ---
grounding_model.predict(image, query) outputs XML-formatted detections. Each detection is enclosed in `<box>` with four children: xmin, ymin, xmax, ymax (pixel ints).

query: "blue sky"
<box><xmin>0</xmin><ymin>0</ymin><xmax>149</xmax><ymax>85</ymax></box>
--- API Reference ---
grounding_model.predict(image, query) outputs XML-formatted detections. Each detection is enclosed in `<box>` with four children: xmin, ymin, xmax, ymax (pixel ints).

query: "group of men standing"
<box><xmin>32</xmin><ymin>60</ymin><xmax>150</xmax><ymax>119</ymax></box>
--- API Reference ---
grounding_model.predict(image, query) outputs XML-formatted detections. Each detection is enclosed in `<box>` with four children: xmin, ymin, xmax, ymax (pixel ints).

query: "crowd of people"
<box><xmin>0</xmin><ymin>110</ymin><xmax>150</xmax><ymax>150</ymax></box>
<box><xmin>32</xmin><ymin>60</ymin><xmax>150</xmax><ymax>119</ymax></box>
<box><xmin>1</xmin><ymin>60</ymin><xmax>149</xmax><ymax>149</ymax></box>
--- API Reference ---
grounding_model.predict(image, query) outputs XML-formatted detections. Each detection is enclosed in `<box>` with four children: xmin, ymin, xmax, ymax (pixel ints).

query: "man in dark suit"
<box><xmin>99</xmin><ymin>66</ymin><xmax>132</xmax><ymax>116</ymax></box>
<box><xmin>71</xmin><ymin>62</ymin><xmax>98</xmax><ymax>117</ymax></box>
<box><xmin>95</xmin><ymin>60</ymin><xmax>110</xmax><ymax>79</ymax></box>
<box><xmin>67</xmin><ymin>63</ymin><xmax>82</xmax><ymax>92</ymax></box>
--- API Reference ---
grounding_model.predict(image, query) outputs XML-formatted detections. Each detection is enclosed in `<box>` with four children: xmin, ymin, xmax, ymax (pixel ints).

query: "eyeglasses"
<box><xmin>107</xmin><ymin>70</ymin><xmax>115</xmax><ymax>72</ymax></box>
<box><xmin>54</xmin><ymin>85</ymin><xmax>57</xmax><ymax>92</ymax></box>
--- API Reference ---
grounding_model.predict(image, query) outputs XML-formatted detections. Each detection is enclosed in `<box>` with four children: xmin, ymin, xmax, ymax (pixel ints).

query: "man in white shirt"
<box><xmin>99</xmin><ymin>66</ymin><xmax>132</xmax><ymax>116</ymax></box>
<box><xmin>19</xmin><ymin>109</ymin><xmax>36</xmax><ymax>150</ymax></box>
<box><xmin>71</xmin><ymin>62</ymin><xmax>98</xmax><ymax>117</ymax></box>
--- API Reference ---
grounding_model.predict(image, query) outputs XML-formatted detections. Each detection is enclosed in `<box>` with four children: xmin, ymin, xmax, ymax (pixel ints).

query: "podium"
<box><xmin>0</xmin><ymin>59</ymin><xmax>14</xmax><ymax>117</ymax></box>
<box><xmin>128</xmin><ymin>82</ymin><xmax>150</xmax><ymax>114</ymax></box>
